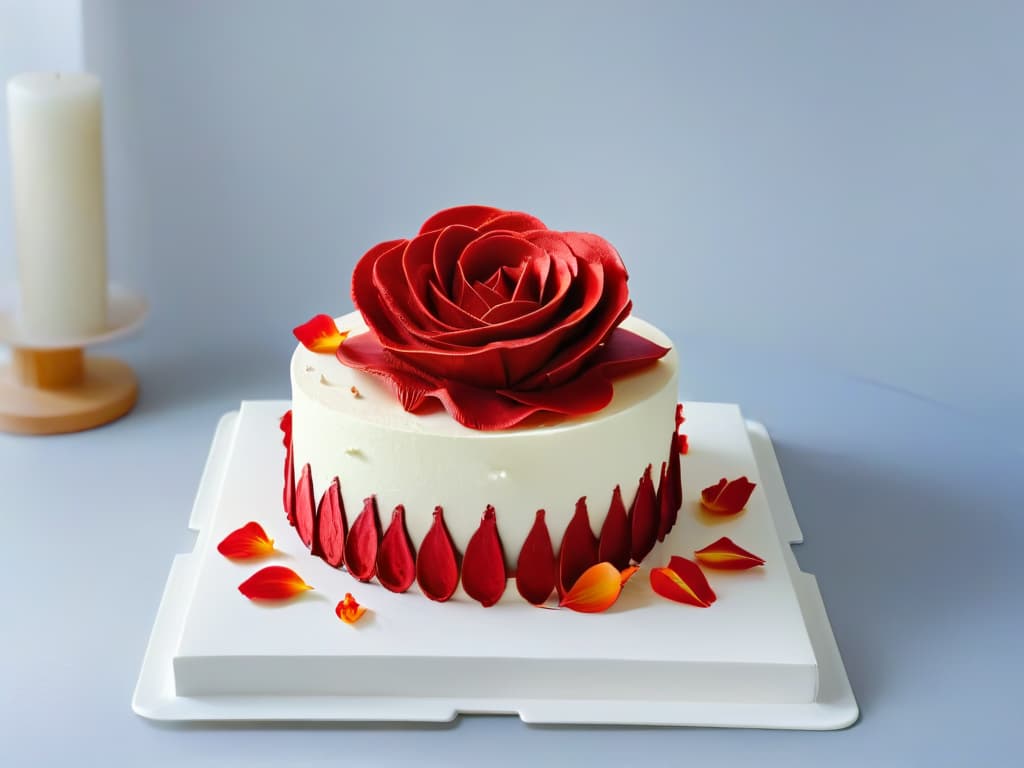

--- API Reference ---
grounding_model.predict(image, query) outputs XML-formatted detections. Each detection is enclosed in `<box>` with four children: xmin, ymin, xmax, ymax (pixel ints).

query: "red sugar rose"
<box><xmin>337</xmin><ymin>205</ymin><xmax>670</xmax><ymax>430</ymax></box>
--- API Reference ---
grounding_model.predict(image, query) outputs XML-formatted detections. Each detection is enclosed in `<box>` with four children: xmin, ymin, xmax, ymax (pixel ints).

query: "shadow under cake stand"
<box><xmin>0</xmin><ymin>285</ymin><xmax>147</xmax><ymax>435</ymax></box>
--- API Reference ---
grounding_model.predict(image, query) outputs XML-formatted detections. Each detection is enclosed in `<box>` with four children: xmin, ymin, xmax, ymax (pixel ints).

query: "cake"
<box><xmin>285</xmin><ymin>205</ymin><xmax>682</xmax><ymax>605</ymax></box>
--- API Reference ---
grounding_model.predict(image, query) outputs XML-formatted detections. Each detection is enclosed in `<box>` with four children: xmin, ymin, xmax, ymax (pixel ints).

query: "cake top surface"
<box><xmin>293</xmin><ymin>312</ymin><xmax>677</xmax><ymax>439</ymax></box>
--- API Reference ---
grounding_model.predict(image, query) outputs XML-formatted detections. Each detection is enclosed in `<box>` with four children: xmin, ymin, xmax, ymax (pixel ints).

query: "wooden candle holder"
<box><xmin>0</xmin><ymin>286</ymin><xmax>147</xmax><ymax>435</ymax></box>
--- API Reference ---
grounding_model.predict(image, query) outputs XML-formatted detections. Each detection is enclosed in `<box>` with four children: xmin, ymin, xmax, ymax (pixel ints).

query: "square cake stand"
<box><xmin>133</xmin><ymin>401</ymin><xmax>857</xmax><ymax>729</ymax></box>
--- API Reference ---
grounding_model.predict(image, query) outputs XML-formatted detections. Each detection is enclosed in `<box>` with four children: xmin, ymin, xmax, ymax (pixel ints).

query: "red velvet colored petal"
<box><xmin>694</xmin><ymin>537</ymin><xmax>766</xmax><ymax>570</ymax></box>
<box><xmin>678</xmin><ymin>433</ymin><xmax>689</xmax><ymax>455</ymax></box>
<box><xmin>217</xmin><ymin>521</ymin><xmax>275</xmax><ymax>560</ymax></box>
<box><xmin>650</xmin><ymin>556</ymin><xmax>717</xmax><ymax>607</ymax></box>
<box><xmin>558</xmin><ymin>497</ymin><xmax>599</xmax><ymax>596</ymax></box>
<box><xmin>418</xmin><ymin>205</ymin><xmax>547</xmax><ymax>235</ymax></box>
<box><xmin>701</xmin><ymin>476</ymin><xmax>757</xmax><ymax>515</ymax></box>
<box><xmin>416</xmin><ymin>506</ymin><xmax>460</xmax><ymax>602</ymax></box>
<box><xmin>629</xmin><ymin>464</ymin><xmax>658</xmax><ymax>563</ymax></box>
<box><xmin>283</xmin><ymin>442</ymin><xmax>296</xmax><ymax>527</ymax></box>
<box><xmin>675</xmin><ymin>402</ymin><xmax>685</xmax><ymax>431</ymax></box>
<box><xmin>377</xmin><ymin>505</ymin><xmax>416</xmax><ymax>593</ymax></box>
<box><xmin>598</xmin><ymin>485</ymin><xmax>631</xmax><ymax>571</ymax></box>
<box><xmin>313</xmin><ymin>478</ymin><xmax>347</xmax><ymax>568</ymax></box>
<box><xmin>337</xmin><ymin>327</ymin><xmax>667</xmax><ymax>431</ymax></box>
<box><xmin>295</xmin><ymin>463</ymin><xmax>316</xmax><ymax>549</ymax></box>
<box><xmin>238</xmin><ymin>566</ymin><xmax>312</xmax><ymax>601</ymax></box>
<box><xmin>280</xmin><ymin>409</ymin><xmax>292</xmax><ymax>447</ymax></box>
<box><xmin>656</xmin><ymin>461</ymin><xmax>672</xmax><ymax>542</ymax></box>
<box><xmin>667</xmin><ymin>429</ymin><xmax>683</xmax><ymax>528</ymax></box>
<box><xmin>461</xmin><ymin>506</ymin><xmax>507</xmax><ymax>607</ymax></box>
<box><xmin>516</xmin><ymin>509</ymin><xmax>556</xmax><ymax>605</ymax></box>
<box><xmin>344</xmin><ymin>496</ymin><xmax>382</xmax><ymax>582</ymax></box>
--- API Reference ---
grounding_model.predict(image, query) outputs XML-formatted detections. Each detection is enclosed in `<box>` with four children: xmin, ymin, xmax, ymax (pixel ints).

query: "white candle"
<box><xmin>7</xmin><ymin>72</ymin><xmax>108</xmax><ymax>338</ymax></box>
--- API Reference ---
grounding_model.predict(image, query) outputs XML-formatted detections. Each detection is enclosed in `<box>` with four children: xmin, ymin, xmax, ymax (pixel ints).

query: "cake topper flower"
<box><xmin>336</xmin><ymin>205</ymin><xmax>670</xmax><ymax>430</ymax></box>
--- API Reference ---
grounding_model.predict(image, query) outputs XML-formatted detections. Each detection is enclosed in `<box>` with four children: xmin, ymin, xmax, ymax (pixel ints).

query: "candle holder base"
<box><xmin>0</xmin><ymin>352</ymin><xmax>137</xmax><ymax>435</ymax></box>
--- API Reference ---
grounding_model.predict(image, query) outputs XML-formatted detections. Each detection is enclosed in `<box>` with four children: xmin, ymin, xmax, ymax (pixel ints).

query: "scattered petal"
<box><xmin>597</xmin><ymin>485</ymin><xmax>631</xmax><ymax>571</ymax></box>
<box><xmin>629</xmin><ymin>464</ymin><xmax>658</xmax><ymax>562</ymax></box>
<box><xmin>516</xmin><ymin>509</ymin><xmax>556</xmax><ymax>605</ymax></box>
<box><xmin>295</xmin><ymin>463</ymin><xmax>316</xmax><ymax>549</ymax></box>
<box><xmin>416</xmin><ymin>506</ymin><xmax>460</xmax><ymax>602</ymax></box>
<box><xmin>558</xmin><ymin>497</ymin><xmax>599</xmax><ymax>595</ymax></box>
<box><xmin>377</xmin><ymin>505</ymin><xmax>416</xmax><ymax>593</ymax></box>
<box><xmin>462</xmin><ymin>506</ymin><xmax>507</xmax><ymax>607</ymax></box>
<box><xmin>345</xmin><ymin>496</ymin><xmax>382</xmax><ymax>582</ymax></box>
<box><xmin>695</xmin><ymin>537</ymin><xmax>766</xmax><ymax>570</ymax></box>
<box><xmin>238</xmin><ymin>566</ymin><xmax>312</xmax><ymax>601</ymax></box>
<box><xmin>650</xmin><ymin>556</ymin><xmax>716</xmax><ymax>607</ymax></box>
<box><xmin>293</xmin><ymin>314</ymin><xmax>350</xmax><ymax>354</ymax></box>
<box><xmin>701</xmin><ymin>476</ymin><xmax>757</xmax><ymax>515</ymax></box>
<box><xmin>335</xmin><ymin>593</ymin><xmax>368</xmax><ymax>624</ymax></box>
<box><xmin>217</xmin><ymin>521</ymin><xmax>275</xmax><ymax>560</ymax></box>
<box><xmin>313</xmin><ymin>478</ymin><xmax>347</xmax><ymax>568</ymax></box>
<box><xmin>559</xmin><ymin>562</ymin><xmax>638</xmax><ymax>613</ymax></box>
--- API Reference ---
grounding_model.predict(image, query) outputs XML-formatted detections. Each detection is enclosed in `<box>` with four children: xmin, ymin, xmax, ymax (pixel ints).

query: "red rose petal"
<box><xmin>344</xmin><ymin>496</ymin><xmax>382</xmax><ymax>582</ymax></box>
<box><xmin>558</xmin><ymin>497</ymin><xmax>599</xmax><ymax>596</ymax></box>
<box><xmin>418</xmin><ymin>205</ymin><xmax>547</xmax><ymax>235</ymax></box>
<box><xmin>461</xmin><ymin>506</ymin><xmax>507</xmax><ymax>607</ymax></box>
<box><xmin>293</xmin><ymin>314</ymin><xmax>350</xmax><ymax>354</ymax></box>
<box><xmin>649</xmin><ymin>556</ymin><xmax>717</xmax><ymax>607</ymax></box>
<box><xmin>597</xmin><ymin>485</ymin><xmax>631</xmax><ymax>571</ymax></box>
<box><xmin>629</xmin><ymin>464</ymin><xmax>658</xmax><ymax>563</ymax></box>
<box><xmin>280</xmin><ymin>409</ymin><xmax>292</xmax><ymax>448</ymax></box>
<box><xmin>559</xmin><ymin>563</ymin><xmax>639</xmax><ymax>614</ymax></box>
<box><xmin>313</xmin><ymin>478</ymin><xmax>347</xmax><ymax>568</ymax></box>
<box><xmin>701</xmin><ymin>476</ymin><xmax>757</xmax><ymax>515</ymax></box>
<box><xmin>416</xmin><ymin>506</ymin><xmax>460</xmax><ymax>602</ymax></box>
<box><xmin>294</xmin><ymin>463</ymin><xmax>316</xmax><ymax>549</ymax></box>
<box><xmin>675</xmin><ymin>402</ymin><xmax>685</xmax><ymax>430</ymax></box>
<box><xmin>516</xmin><ymin>509</ymin><xmax>557</xmax><ymax>605</ymax></box>
<box><xmin>656</xmin><ymin>461</ymin><xmax>671</xmax><ymax>542</ymax></box>
<box><xmin>376</xmin><ymin>505</ymin><xmax>416</xmax><ymax>593</ymax></box>
<box><xmin>678</xmin><ymin>433</ymin><xmax>689</xmax><ymax>455</ymax></box>
<box><xmin>695</xmin><ymin>537</ymin><xmax>766</xmax><ymax>570</ymax></box>
<box><xmin>283</xmin><ymin>441</ymin><xmax>296</xmax><ymax>528</ymax></box>
<box><xmin>667</xmin><ymin>429</ymin><xmax>683</xmax><ymax>527</ymax></box>
<box><xmin>238</xmin><ymin>565</ymin><xmax>312</xmax><ymax>601</ymax></box>
<box><xmin>217</xmin><ymin>521</ymin><xmax>275</xmax><ymax>560</ymax></box>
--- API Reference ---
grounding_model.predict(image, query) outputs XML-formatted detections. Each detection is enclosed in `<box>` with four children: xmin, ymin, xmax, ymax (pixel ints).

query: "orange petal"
<box><xmin>293</xmin><ymin>314</ymin><xmax>350</xmax><ymax>354</ymax></box>
<box><xmin>650</xmin><ymin>556</ymin><xmax>717</xmax><ymax>607</ymax></box>
<box><xmin>217</xmin><ymin>521</ymin><xmax>275</xmax><ymax>560</ymax></box>
<box><xmin>559</xmin><ymin>562</ymin><xmax>634</xmax><ymax>613</ymax></box>
<box><xmin>335</xmin><ymin>592</ymin><xmax>368</xmax><ymax>624</ymax></box>
<box><xmin>695</xmin><ymin>537</ymin><xmax>765</xmax><ymax>570</ymax></box>
<box><xmin>238</xmin><ymin>566</ymin><xmax>312</xmax><ymax>601</ymax></box>
<box><xmin>700</xmin><ymin>476</ymin><xmax>756</xmax><ymax>515</ymax></box>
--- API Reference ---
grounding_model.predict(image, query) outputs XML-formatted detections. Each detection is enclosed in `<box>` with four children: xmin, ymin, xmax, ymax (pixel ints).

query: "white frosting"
<box><xmin>290</xmin><ymin>312</ymin><xmax>678</xmax><ymax>563</ymax></box>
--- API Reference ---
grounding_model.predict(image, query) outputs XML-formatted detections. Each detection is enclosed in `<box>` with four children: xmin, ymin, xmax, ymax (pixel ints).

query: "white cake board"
<box><xmin>133</xmin><ymin>401</ymin><xmax>857</xmax><ymax>729</ymax></box>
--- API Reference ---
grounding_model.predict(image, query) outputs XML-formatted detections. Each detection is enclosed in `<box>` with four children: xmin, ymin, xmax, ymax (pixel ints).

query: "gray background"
<box><xmin>1</xmin><ymin>1</ymin><xmax>1022</xmax><ymax>766</ymax></box>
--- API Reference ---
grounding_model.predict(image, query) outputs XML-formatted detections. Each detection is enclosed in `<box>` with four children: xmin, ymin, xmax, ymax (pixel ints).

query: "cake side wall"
<box><xmin>289</xmin><ymin>314</ymin><xmax>679</xmax><ymax>565</ymax></box>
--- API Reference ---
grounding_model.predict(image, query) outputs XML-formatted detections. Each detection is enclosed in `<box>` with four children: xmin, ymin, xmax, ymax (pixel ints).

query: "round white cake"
<box><xmin>290</xmin><ymin>311</ymin><xmax>678</xmax><ymax>565</ymax></box>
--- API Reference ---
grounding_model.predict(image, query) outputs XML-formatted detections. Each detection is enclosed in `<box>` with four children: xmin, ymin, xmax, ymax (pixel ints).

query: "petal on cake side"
<box><xmin>516</xmin><ymin>510</ymin><xmax>556</xmax><ymax>605</ymax></box>
<box><xmin>345</xmin><ymin>496</ymin><xmax>382</xmax><ymax>582</ymax></box>
<box><xmin>416</xmin><ymin>507</ymin><xmax>460</xmax><ymax>602</ymax></box>
<box><xmin>295</xmin><ymin>463</ymin><xmax>316</xmax><ymax>549</ymax></box>
<box><xmin>558</xmin><ymin>497</ymin><xmax>599</xmax><ymax>596</ymax></box>
<box><xmin>313</xmin><ymin>477</ymin><xmax>347</xmax><ymax>568</ymax></box>
<box><xmin>629</xmin><ymin>464</ymin><xmax>658</xmax><ymax>563</ymax></box>
<box><xmin>598</xmin><ymin>485</ymin><xmax>631</xmax><ymax>571</ymax></box>
<box><xmin>377</xmin><ymin>505</ymin><xmax>416</xmax><ymax>593</ymax></box>
<box><xmin>461</xmin><ymin>506</ymin><xmax>507</xmax><ymax>607</ymax></box>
